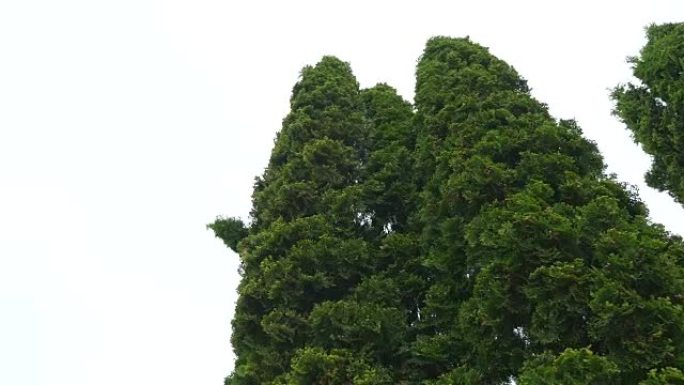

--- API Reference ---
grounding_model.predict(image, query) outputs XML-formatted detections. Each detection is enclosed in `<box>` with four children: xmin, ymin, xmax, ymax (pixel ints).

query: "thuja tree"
<box><xmin>613</xmin><ymin>22</ymin><xmax>684</xmax><ymax>205</ymax></box>
<box><xmin>358</xmin><ymin>84</ymin><xmax>429</xmax><ymax>382</ymax></box>
<box><xmin>413</xmin><ymin>37</ymin><xmax>684</xmax><ymax>385</ymax></box>
<box><xmin>212</xmin><ymin>37</ymin><xmax>684</xmax><ymax>385</ymax></box>
<box><xmin>211</xmin><ymin>59</ymin><xmax>419</xmax><ymax>384</ymax></box>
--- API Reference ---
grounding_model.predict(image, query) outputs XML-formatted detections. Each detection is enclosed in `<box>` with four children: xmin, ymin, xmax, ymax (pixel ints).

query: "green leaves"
<box><xmin>526</xmin><ymin>260</ymin><xmax>590</xmax><ymax>349</ymax></box>
<box><xmin>519</xmin><ymin>348</ymin><xmax>620</xmax><ymax>385</ymax></box>
<box><xmin>208</xmin><ymin>216</ymin><xmax>248</xmax><ymax>252</ymax></box>
<box><xmin>217</xmin><ymin>33</ymin><xmax>684</xmax><ymax>385</ymax></box>
<box><xmin>286</xmin><ymin>347</ymin><xmax>392</xmax><ymax>385</ymax></box>
<box><xmin>640</xmin><ymin>368</ymin><xmax>684</xmax><ymax>385</ymax></box>
<box><xmin>613</xmin><ymin>23</ymin><xmax>684</xmax><ymax>205</ymax></box>
<box><xmin>218</xmin><ymin>55</ymin><xmax>420</xmax><ymax>385</ymax></box>
<box><xmin>308</xmin><ymin>299</ymin><xmax>405</xmax><ymax>361</ymax></box>
<box><xmin>414</xmin><ymin>36</ymin><xmax>684</xmax><ymax>385</ymax></box>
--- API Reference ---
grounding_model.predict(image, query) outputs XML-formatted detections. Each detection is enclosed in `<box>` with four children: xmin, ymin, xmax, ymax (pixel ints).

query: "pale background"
<box><xmin>1</xmin><ymin>1</ymin><xmax>683</xmax><ymax>384</ymax></box>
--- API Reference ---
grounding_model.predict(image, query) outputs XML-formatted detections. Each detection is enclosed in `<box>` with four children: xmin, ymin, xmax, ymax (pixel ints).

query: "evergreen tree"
<box><xmin>357</xmin><ymin>84</ymin><xmax>428</xmax><ymax>382</ymax></box>
<box><xmin>211</xmin><ymin>60</ymin><xmax>418</xmax><ymax>384</ymax></box>
<box><xmin>613</xmin><ymin>22</ymin><xmax>684</xmax><ymax>205</ymax></box>
<box><xmin>284</xmin><ymin>83</ymin><xmax>418</xmax><ymax>385</ymax></box>
<box><xmin>212</xmin><ymin>36</ymin><xmax>684</xmax><ymax>385</ymax></box>
<box><xmin>413</xmin><ymin>37</ymin><xmax>684</xmax><ymax>385</ymax></box>
<box><xmin>211</xmin><ymin>56</ymin><xmax>370</xmax><ymax>385</ymax></box>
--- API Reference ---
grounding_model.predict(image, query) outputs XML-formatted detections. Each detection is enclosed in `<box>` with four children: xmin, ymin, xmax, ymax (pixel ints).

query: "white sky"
<box><xmin>1</xmin><ymin>1</ymin><xmax>683</xmax><ymax>384</ymax></box>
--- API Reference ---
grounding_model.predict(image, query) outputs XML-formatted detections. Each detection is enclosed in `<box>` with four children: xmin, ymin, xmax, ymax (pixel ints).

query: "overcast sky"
<box><xmin>1</xmin><ymin>1</ymin><xmax>683</xmax><ymax>384</ymax></box>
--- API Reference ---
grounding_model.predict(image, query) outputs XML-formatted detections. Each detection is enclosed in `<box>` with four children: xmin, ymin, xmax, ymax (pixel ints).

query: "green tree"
<box><xmin>413</xmin><ymin>37</ymin><xmax>684</xmax><ymax>385</ymax></box>
<box><xmin>212</xmin><ymin>56</ymin><xmax>371</xmax><ymax>385</ymax></box>
<box><xmin>211</xmin><ymin>59</ymin><xmax>419</xmax><ymax>384</ymax></box>
<box><xmin>613</xmin><ymin>23</ymin><xmax>684</xmax><ymax>204</ymax></box>
<box><xmin>212</xmin><ymin>36</ymin><xmax>684</xmax><ymax>385</ymax></box>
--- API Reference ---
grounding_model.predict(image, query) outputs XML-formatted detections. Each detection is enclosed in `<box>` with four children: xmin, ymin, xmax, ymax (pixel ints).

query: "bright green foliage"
<box><xmin>213</xmin><ymin>36</ymin><xmax>684</xmax><ymax>385</ymax></box>
<box><xmin>613</xmin><ymin>23</ymin><xmax>684</xmax><ymax>204</ymax></box>
<box><xmin>518</xmin><ymin>348</ymin><xmax>620</xmax><ymax>385</ymax></box>
<box><xmin>640</xmin><ymin>368</ymin><xmax>684</xmax><ymax>385</ymax></box>
<box><xmin>285</xmin><ymin>347</ymin><xmax>393</xmax><ymax>385</ymax></box>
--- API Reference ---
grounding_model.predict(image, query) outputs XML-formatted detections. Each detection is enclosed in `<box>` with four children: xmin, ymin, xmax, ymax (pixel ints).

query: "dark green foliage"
<box><xmin>613</xmin><ymin>23</ymin><xmax>684</xmax><ymax>204</ymax></box>
<box><xmin>518</xmin><ymin>348</ymin><xmax>620</xmax><ymax>385</ymax></box>
<box><xmin>413</xmin><ymin>36</ymin><xmax>684</xmax><ymax>385</ymax></box>
<box><xmin>214</xmin><ymin>36</ymin><xmax>684</xmax><ymax>385</ymax></box>
<box><xmin>214</xmin><ymin>57</ymin><xmax>416</xmax><ymax>385</ymax></box>
<box><xmin>359</xmin><ymin>84</ymin><xmax>416</xmax><ymax>235</ymax></box>
<box><xmin>222</xmin><ymin>57</ymin><xmax>371</xmax><ymax>385</ymax></box>
<box><xmin>208</xmin><ymin>217</ymin><xmax>248</xmax><ymax>252</ymax></box>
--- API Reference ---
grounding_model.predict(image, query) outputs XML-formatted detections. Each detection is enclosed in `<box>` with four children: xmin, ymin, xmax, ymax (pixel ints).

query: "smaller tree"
<box><xmin>612</xmin><ymin>22</ymin><xmax>684</xmax><ymax>204</ymax></box>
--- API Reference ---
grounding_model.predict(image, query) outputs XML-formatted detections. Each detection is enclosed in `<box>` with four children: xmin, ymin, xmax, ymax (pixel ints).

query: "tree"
<box><xmin>413</xmin><ymin>37</ymin><xmax>684</xmax><ymax>385</ymax></box>
<box><xmin>211</xmin><ymin>59</ymin><xmax>420</xmax><ymax>385</ymax></box>
<box><xmin>613</xmin><ymin>22</ymin><xmax>684</xmax><ymax>205</ymax></box>
<box><xmin>211</xmin><ymin>56</ymin><xmax>370</xmax><ymax>385</ymax></box>
<box><xmin>640</xmin><ymin>368</ymin><xmax>684</xmax><ymax>385</ymax></box>
<box><xmin>518</xmin><ymin>348</ymin><xmax>620</xmax><ymax>385</ymax></box>
<box><xmin>212</xmin><ymin>36</ymin><xmax>684</xmax><ymax>385</ymax></box>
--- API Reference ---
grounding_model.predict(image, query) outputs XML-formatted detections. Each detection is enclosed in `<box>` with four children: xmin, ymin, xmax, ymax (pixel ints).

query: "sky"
<box><xmin>0</xmin><ymin>1</ymin><xmax>683</xmax><ymax>384</ymax></box>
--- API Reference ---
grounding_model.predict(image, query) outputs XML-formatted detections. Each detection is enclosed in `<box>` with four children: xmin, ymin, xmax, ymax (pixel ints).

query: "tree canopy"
<box><xmin>212</xmin><ymin>34</ymin><xmax>684</xmax><ymax>385</ymax></box>
<box><xmin>613</xmin><ymin>22</ymin><xmax>684</xmax><ymax>205</ymax></box>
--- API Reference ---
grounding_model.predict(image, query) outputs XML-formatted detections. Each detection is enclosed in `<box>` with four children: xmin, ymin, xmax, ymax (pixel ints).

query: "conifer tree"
<box><xmin>413</xmin><ymin>37</ymin><xmax>684</xmax><ymax>385</ymax></box>
<box><xmin>613</xmin><ymin>22</ymin><xmax>684</xmax><ymax>205</ymax></box>
<box><xmin>211</xmin><ymin>56</ymin><xmax>370</xmax><ymax>385</ymax></box>
<box><xmin>212</xmin><ymin>36</ymin><xmax>684</xmax><ymax>385</ymax></box>
<box><xmin>211</xmin><ymin>60</ymin><xmax>419</xmax><ymax>384</ymax></box>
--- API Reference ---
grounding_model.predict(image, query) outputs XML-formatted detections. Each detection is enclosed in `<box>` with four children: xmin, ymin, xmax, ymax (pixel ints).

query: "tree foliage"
<box><xmin>212</xmin><ymin>35</ymin><xmax>684</xmax><ymax>385</ymax></box>
<box><xmin>209</xmin><ymin>217</ymin><xmax>248</xmax><ymax>252</ymax></box>
<box><xmin>613</xmin><ymin>22</ymin><xmax>684</xmax><ymax>204</ymax></box>
<box><xmin>214</xmin><ymin>57</ymin><xmax>417</xmax><ymax>385</ymax></box>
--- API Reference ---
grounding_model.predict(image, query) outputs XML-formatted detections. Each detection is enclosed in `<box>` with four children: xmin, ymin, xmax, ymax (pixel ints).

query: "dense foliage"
<box><xmin>212</xmin><ymin>35</ymin><xmax>684</xmax><ymax>385</ymax></box>
<box><xmin>613</xmin><ymin>22</ymin><xmax>684</xmax><ymax>205</ymax></box>
<box><xmin>211</xmin><ymin>57</ymin><xmax>418</xmax><ymax>384</ymax></box>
